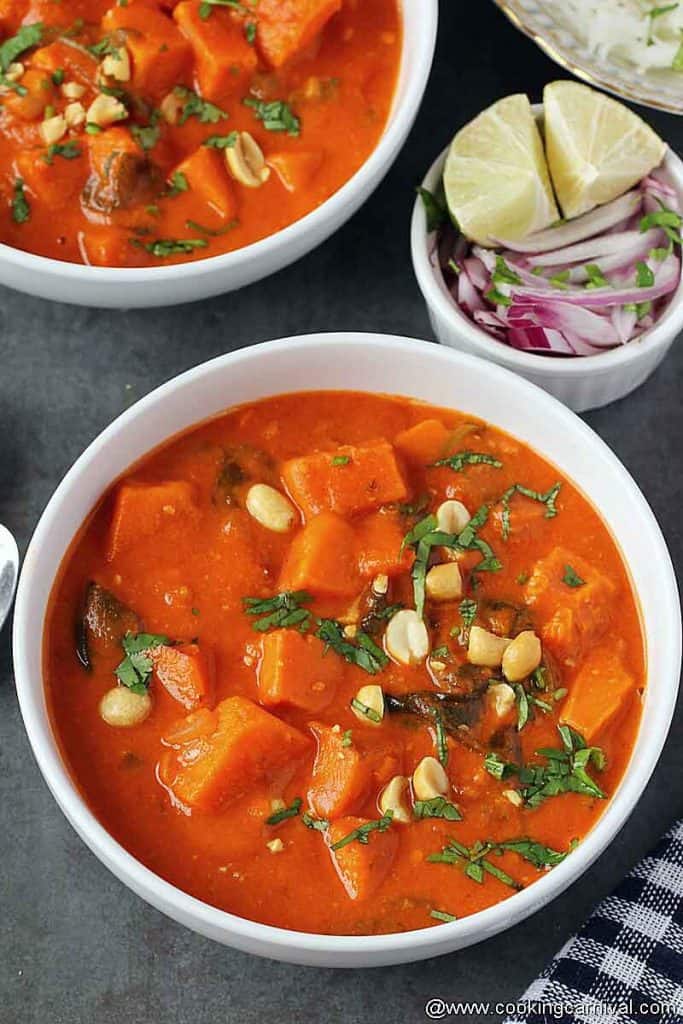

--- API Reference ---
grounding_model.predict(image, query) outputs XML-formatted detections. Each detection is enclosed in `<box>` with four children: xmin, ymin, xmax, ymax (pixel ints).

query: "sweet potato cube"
<box><xmin>256</xmin><ymin>0</ymin><xmax>341</xmax><ymax>67</ymax></box>
<box><xmin>562</xmin><ymin>651</ymin><xmax>635</xmax><ymax>743</ymax></box>
<box><xmin>107</xmin><ymin>480</ymin><xmax>196</xmax><ymax>561</ymax></box>
<box><xmin>172</xmin><ymin>146</ymin><xmax>236</xmax><ymax>220</ymax></box>
<box><xmin>268</xmin><ymin>150</ymin><xmax>323</xmax><ymax>192</ymax></box>
<box><xmin>173</xmin><ymin>1</ymin><xmax>257</xmax><ymax>99</ymax></box>
<box><xmin>103</xmin><ymin>2</ymin><xmax>192</xmax><ymax>99</ymax></box>
<box><xmin>31</xmin><ymin>39</ymin><xmax>98</xmax><ymax>85</ymax></box>
<box><xmin>394</xmin><ymin>419</ymin><xmax>451</xmax><ymax>465</ymax></box>
<box><xmin>258</xmin><ymin>630</ymin><xmax>341</xmax><ymax>713</ymax></box>
<box><xmin>356</xmin><ymin>510</ymin><xmax>414</xmax><ymax>578</ymax></box>
<box><xmin>15</xmin><ymin>148</ymin><xmax>85</xmax><ymax>208</ymax></box>
<box><xmin>151</xmin><ymin>643</ymin><xmax>212</xmax><ymax>710</ymax></box>
<box><xmin>282</xmin><ymin>441</ymin><xmax>407</xmax><ymax>518</ymax></box>
<box><xmin>524</xmin><ymin>547</ymin><xmax>615</xmax><ymax>665</ymax></box>
<box><xmin>328</xmin><ymin>816</ymin><xmax>398</xmax><ymax>901</ymax></box>
<box><xmin>279</xmin><ymin>512</ymin><xmax>360</xmax><ymax>596</ymax></box>
<box><xmin>308</xmin><ymin>723</ymin><xmax>369</xmax><ymax>819</ymax></box>
<box><xmin>169</xmin><ymin>696</ymin><xmax>310</xmax><ymax>811</ymax></box>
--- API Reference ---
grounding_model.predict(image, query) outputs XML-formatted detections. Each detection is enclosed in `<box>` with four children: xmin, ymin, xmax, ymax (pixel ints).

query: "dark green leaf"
<box><xmin>144</xmin><ymin>238</ymin><xmax>208</xmax><ymax>258</ymax></box>
<box><xmin>562</xmin><ymin>564</ymin><xmax>585</xmax><ymax>588</ymax></box>
<box><xmin>11</xmin><ymin>178</ymin><xmax>30</xmax><ymax>223</ymax></box>
<box><xmin>432</xmin><ymin>451</ymin><xmax>503</xmax><ymax>473</ymax></box>
<box><xmin>430</xmin><ymin>909</ymin><xmax>457</xmax><ymax>923</ymax></box>
<box><xmin>266</xmin><ymin>797</ymin><xmax>301</xmax><ymax>825</ymax></box>
<box><xmin>330</xmin><ymin>812</ymin><xmax>393</xmax><ymax>850</ymax></box>
<box><xmin>175</xmin><ymin>86</ymin><xmax>227</xmax><ymax>125</ymax></box>
<box><xmin>115</xmin><ymin>631</ymin><xmax>168</xmax><ymax>693</ymax></box>
<box><xmin>416</xmin><ymin>186</ymin><xmax>448</xmax><ymax>232</ymax></box>
<box><xmin>203</xmin><ymin>132</ymin><xmax>239</xmax><ymax>149</ymax></box>
<box><xmin>244</xmin><ymin>590</ymin><xmax>313</xmax><ymax>632</ymax></box>
<box><xmin>413</xmin><ymin>796</ymin><xmax>461</xmax><ymax>821</ymax></box>
<box><xmin>244</xmin><ymin>96</ymin><xmax>300</xmax><ymax>136</ymax></box>
<box><xmin>0</xmin><ymin>22</ymin><xmax>43</xmax><ymax>72</ymax></box>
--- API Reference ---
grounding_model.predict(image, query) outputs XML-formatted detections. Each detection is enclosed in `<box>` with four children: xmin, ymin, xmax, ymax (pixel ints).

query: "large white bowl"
<box><xmin>0</xmin><ymin>2</ymin><xmax>437</xmax><ymax>309</ymax></box>
<box><xmin>13</xmin><ymin>333</ymin><xmax>681</xmax><ymax>967</ymax></box>
<box><xmin>411</xmin><ymin>128</ymin><xmax>683</xmax><ymax>412</ymax></box>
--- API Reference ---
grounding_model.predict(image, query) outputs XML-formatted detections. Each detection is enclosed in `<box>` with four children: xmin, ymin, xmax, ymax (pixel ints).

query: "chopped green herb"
<box><xmin>265</xmin><ymin>797</ymin><xmax>302</xmax><ymax>825</ymax></box>
<box><xmin>11</xmin><ymin>179</ymin><xmax>30</xmax><ymax>224</ymax></box>
<box><xmin>302</xmin><ymin>812</ymin><xmax>329</xmax><ymax>831</ymax></box>
<box><xmin>431</xmin><ymin>644</ymin><xmax>450</xmax><ymax>660</ymax></box>
<box><xmin>484</xmin><ymin>751</ymin><xmax>517</xmax><ymax>781</ymax></box>
<box><xmin>584</xmin><ymin>264</ymin><xmax>608</xmax><ymax>289</ymax></box>
<box><xmin>244</xmin><ymin>590</ymin><xmax>313</xmax><ymax>632</ymax></box>
<box><xmin>115</xmin><ymin>631</ymin><xmax>168</xmax><ymax>694</ymax></box>
<box><xmin>499</xmin><ymin>482</ymin><xmax>561</xmax><ymax>540</ymax></box>
<box><xmin>636</xmin><ymin>260</ymin><xmax>655</xmax><ymax>288</ymax></box>
<box><xmin>185</xmin><ymin>217</ymin><xmax>238</xmax><ymax>237</ymax></box>
<box><xmin>554</xmin><ymin>687</ymin><xmax>568</xmax><ymax>701</ymax></box>
<box><xmin>674</xmin><ymin>37</ymin><xmax>683</xmax><ymax>69</ymax></box>
<box><xmin>495</xmin><ymin>837</ymin><xmax>570</xmax><ymax>869</ymax></box>
<box><xmin>485</xmin><ymin>287</ymin><xmax>512</xmax><ymax>307</ymax></box>
<box><xmin>492</xmin><ymin>255</ymin><xmax>521</xmax><ymax>286</ymax></box>
<box><xmin>416</xmin><ymin>186</ymin><xmax>448</xmax><ymax>232</ymax></box>
<box><xmin>191</xmin><ymin>607</ymin><xmax>200</xmax><ymax>616</ymax></box>
<box><xmin>244</xmin><ymin>96</ymin><xmax>300</xmax><ymax>136</ymax></box>
<box><xmin>648</xmin><ymin>3</ymin><xmax>678</xmax><ymax>43</ymax></box>
<box><xmin>245</xmin><ymin>19</ymin><xmax>257</xmax><ymax>43</ymax></box>
<box><xmin>341</xmin><ymin>729</ymin><xmax>353</xmax><ymax>748</ymax></box>
<box><xmin>520</xmin><ymin>725</ymin><xmax>606</xmax><ymax>807</ymax></box>
<box><xmin>0</xmin><ymin>22</ymin><xmax>43</xmax><ymax>73</ymax></box>
<box><xmin>51</xmin><ymin>67</ymin><xmax>65</xmax><ymax>86</ymax></box>
<box><xmin>166</xmin><ymin>170</ymin><xmax>189</xmax><ymax>197</ymax></box>
<box><xmin>87</xmin><ymin>36</ymin><xmax>120</xmax><ymax>58</ymax></box>
<box><xmin>85</xmin><ymin>122</ymin><xmax>103</xmax><ymax>134</ymax></box>
<box><xmin>330</xmin><ymin>812</ymin><xmax>393</xmax><ymax>851</ymax></box>
<box><xmin>413</xmin><ymin>796</ymin><xmax>461</xmax><ymax>821</ymax></box>
<box><xmin>430</xmin><ymin>909</ymin><xmax>457</xmax><ymax>923</ymax></box>
<box><xmin>199</xmin><ymin>0</ymin><xmax>246</xmax><ymax>15</ymax></box>
<box><xmin>350</xmin><ymin>695</ymin><xmax>382</xmax><ymax>724</ymax></box>
<box><xmin>562</xmin><ymin>564</ymin><xmax>585</xmax><ymax>588</ymax></box>
<box><xmin>131</xmin><ymin>116</ymin><xmax>161</xmax><ymax>152</ymax></box>
<box><xmin>144</xmin><ymin>237</ymin><xmax>208</xmax><ymax>257</ymax></box>
<box><xmin>431</xmin><ymin>451</ymin><xmax>503</xmax><ymax>473</ymax></box>
<box><xmin>317</xmin><ymin>619</ymin><xmax>388</xmax><ymax>675</ymax></box>
<box><xmin>514</xmin><ymin>684</ymin><xmax>530</xmax><ymax>731</ymax></box>
<box><xmin>175</xmin><ymin>86</ymin><xmax>227</xmax><ymax>125</ymax></box>
<box><xmin>43</xmin><ymin>141</ymin><xmax>81</xmax><ymax>165</ymax></box>
<box><xmin>639</xmin><ymin>204</ymin><xmax>682</xmax><ymax>246</ymax></box>
<box><xmin>428</xmin><ymin>838</ymin><xmax>522</xmax><ymax>890</ymax></box>
<box><xmin>549</xmin><ymin>269</ymin><xmax>571</xmax><ymax>288</ymax></box>
<box><xmin>330</xmin><ymin>454</ymin><xmax>351</xmax><ymax>466</ymax></box>
<box><xmin>433</xmin><ymin>712</ymin><xmax>449</xmax><ymax>767</ymax></box>
<box><xmin>624</xmin><ymin>300</ymin><xmax>652</xmax><ymax>320</ymax></box>
<box><xmin>516</xmin><ymin>572</ymin><xmax>530</xmax><ymax>585</ymax></box>
<box><xmin>203</xmin><ymin>131</ymin><xmax>239</xmax><ymax>149</ymax></box>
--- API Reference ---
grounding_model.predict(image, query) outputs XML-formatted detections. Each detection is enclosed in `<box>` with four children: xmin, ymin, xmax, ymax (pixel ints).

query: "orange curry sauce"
<box><xmin>0</xmin><ymin>0</ymin><xmax>401</xmax><ymax>266</ymax></box>
<box><xmin>45</xmin><ymin>392</ymin><xmax>644</xmax><ymax>935</ymax></box>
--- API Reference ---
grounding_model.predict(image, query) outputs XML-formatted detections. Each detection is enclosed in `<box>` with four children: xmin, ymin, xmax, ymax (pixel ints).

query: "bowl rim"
<box><xmin>411</xmin><ymin>119</ymin><xmax>683</xmax><ymax>379</ymax></box>
<box><xmin>12</xmin><ymin>333</ymin><xmax>682</xmax><ymax>961</ymax></box>
<box><xmin>0</xmin><ymin>0</ymin><xmax>438</xmax><ymax>283</ymax></box>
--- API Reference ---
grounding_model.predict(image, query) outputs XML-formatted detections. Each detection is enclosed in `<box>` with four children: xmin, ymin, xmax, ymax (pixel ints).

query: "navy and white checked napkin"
<box><xmin>504</xmin><ymin>820</ymin><xmax>683</xmax><ymax>1024</ymax></box>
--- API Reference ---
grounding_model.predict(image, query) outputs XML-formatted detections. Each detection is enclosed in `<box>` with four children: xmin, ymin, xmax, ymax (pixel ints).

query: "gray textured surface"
<box><xmin>1</xmin><ymin>4</ymin><xmax>682</xmax><ymax>1022</ymax></box>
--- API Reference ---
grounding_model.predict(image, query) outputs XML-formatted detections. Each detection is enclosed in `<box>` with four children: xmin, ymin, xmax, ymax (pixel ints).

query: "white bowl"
<box><xmin>411</xmin><ymin>136</ymin><xmax>683</xmax><ymax>413</ymax></box>
<box><xmin>13</xmin><ymin>333</ymin><xmax>681</xmax><ymax>967</ymax></box>
<box><xmin>0</xmin><ymin>2</ymin><xmax>437</xmax><ymax>309</ymax></box>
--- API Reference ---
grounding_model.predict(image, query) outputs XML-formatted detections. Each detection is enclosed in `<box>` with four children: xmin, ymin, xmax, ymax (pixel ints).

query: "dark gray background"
<box><xmin>1</xmin><ymin>4</ymin><xmax>682</xmax><ymax>1022</ymax></box>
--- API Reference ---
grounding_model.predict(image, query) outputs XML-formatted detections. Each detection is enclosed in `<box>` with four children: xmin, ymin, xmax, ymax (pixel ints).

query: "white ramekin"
<box><xmin>0</xmin><ymin>1</ymin><xmax>437</xmax><ymax>309</ymax></box>
<box><xmin>13</xmin><ymin>334</ymin><xmax>681</xmax><ymax>967</ymax></box>
<box><xmin>411</xmin><ymin>119</ymin><xmax>683</xmax><ymax>412</ymax></box>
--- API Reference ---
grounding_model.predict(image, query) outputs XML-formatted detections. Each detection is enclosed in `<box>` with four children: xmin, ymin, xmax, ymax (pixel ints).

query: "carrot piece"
<box><xmin>524</xmin><ymin>547</ymin><xmax>616</xmax><ymax>665</ymax></box>
<box><xmin>256</xmin><ymin>0</ymin><xmax>341</xmax><ymax>67</ymax></box>
<box><xmin>308</xmin><ymin>723</ymin><xmax>369</xmax><ymax>819</ymax></box>
<box><xmin>327</xmin><ymin>816</ymin><xmax>398</xmax><ymax>900</ymax></box>
<box><xmin>258</xmin><ymin>630</ymin><xmax>341</xmax><ymax>713</ymax></box>
<box><xmin>394</xmin><ymin>419</ymin><xmax>451</xmax><ymax>465</ymax></box>
<box><xmin>173</xmin><ymin>2</ymin><xmax>257</xmax><ymax>99</ymax></box>
<box><xmin>356</xmin><ymin>509</ymin><xmax>414</xmax><ymax>579</ymax></box>
<box><xmin>3</xmin><ymin>67</ymin><xmax>52</xmax><ymax>120</ymax></box>
<box><xmin>268</xmin><ymin>150</ymin><xmax>323</xmax><ymax>192</ymax></box>
<box><xmin>151</xmin><ymin>643</ymin><xmax>212</xmax><ymax>710</ymax></box>
<box><xmin>103</xmin><ymin>1</ymin><xmax>192</xmax><ymax>99</ymax></box>
<box><xmin>168</xmin><ymin>696</ymin><xmax>311</xmax><ymax>811</ymax></box>
<box><xmin>282</xmin><ymin>441</ymin><xmax>407</xmax><ymax>518</ymax></box>
<box><xmin>30</xmin><ymin>39</ymin><xmax>98</xmax><ymax>85</ymax></box>
<box><xmin>15</xmin><ymin>147</ymin><xmax>85</xmax><ymax>208</ymax></box>
<box><xmin>279</xmin><ymin>511</ymin><xmax>360</xmax><ymax>596</ymax></box>
<box><xmin>561</xmin><ymin>651</ymin><xmax>635</xmax><ymax>743</ymax></box>
<box><xmin>107</xmin><ymin>480</ymin><xmax>196</xmax><ymax>561</ymax></box>
<box><xmin>171</xmin><ymin>146</ymin><xmax>236</xmax><ymax>221</ymax></box>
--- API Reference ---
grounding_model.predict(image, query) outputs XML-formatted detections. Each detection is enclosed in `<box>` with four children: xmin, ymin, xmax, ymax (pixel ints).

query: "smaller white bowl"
<box><xmin>411</xmin><ymin>136</ymin><xmax>683</xmax><ymax>413</ymax></box>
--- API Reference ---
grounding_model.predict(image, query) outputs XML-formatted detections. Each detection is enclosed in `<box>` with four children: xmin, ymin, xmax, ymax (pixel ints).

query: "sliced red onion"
<box><xmin>611</xmin><ymin>305</ymin><xmax>638</xmax><ymax>344</ymax></box>
<box><xmin>473</xmin><ymin>309</ymin><xmax>508</xmax><ymax>330</ymax></box>
<box><xmin>508</xmin><ymin>325</ymin><xmax>576</xmax><ymax>354</ymax></box>
<box><xmin>457</xmin><ymin>268</ymin><xmax>486</xmax><ymax>314</ymax></box>
<box><xmin>526</xmin><ymin>229</ymin><xmax>659</xmax><ymax>268</ymax></box>
<box><xmin>463</xmin><ymin>256</ymin><xmax>489</xmax><ymax>291</ymax></box>
<box><xmin>506</xmin><ymin>300</ymin><xmax>621</xmax><ymax>347</ymax></box>
<box><xmin>510</xmin><ymin>254</ymin><xmax>679</xmax><ymax>308</ymax></box>
<box><xmin>494</xmin><ymin>190</ymin><xmax>642</xmax><ymax>254</ymax></box>
<box><xmin>563</xmin><ymin>229</ymin><xmax>665</xmax><ymax>282</ymax></box>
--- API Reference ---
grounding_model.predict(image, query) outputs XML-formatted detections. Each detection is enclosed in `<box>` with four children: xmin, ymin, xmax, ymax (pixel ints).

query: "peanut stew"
<box><xmin>0</xmin><ymin>0</ymin><xmax>400</xmax><ymax>266</ymax></box>
<box><xmin>44</xmin><ymin>392</ymin><xmax>644</xmax><ymax>934</ymax></box>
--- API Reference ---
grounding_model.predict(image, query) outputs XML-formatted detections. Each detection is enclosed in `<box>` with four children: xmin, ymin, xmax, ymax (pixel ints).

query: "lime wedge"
<box><xmin>443</xmin><ymin>93</ymin><xmax>559</xmax><ymax>246</ymax></box>
<box><xmin>544</xmin><ymin>80</ymin><xmax>666</xmax><ymax>219</ymax></box>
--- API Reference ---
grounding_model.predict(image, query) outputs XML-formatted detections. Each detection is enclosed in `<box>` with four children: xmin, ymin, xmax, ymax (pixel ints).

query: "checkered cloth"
<box><xmin>504</xmin><ymin>820</ymin><xmax>683</xmax><ymax>1024</ymax></box>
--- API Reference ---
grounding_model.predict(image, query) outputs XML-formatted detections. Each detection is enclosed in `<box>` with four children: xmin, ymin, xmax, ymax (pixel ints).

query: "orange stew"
<box><xmin>0</xmin><ymin>0</ymin><xmax>400</xmax><ymax>266</ymax></box>
<box><xmin>45</xmin><ymin>392</ymin><xmax>645</xmax><ymax>935</ymax></box>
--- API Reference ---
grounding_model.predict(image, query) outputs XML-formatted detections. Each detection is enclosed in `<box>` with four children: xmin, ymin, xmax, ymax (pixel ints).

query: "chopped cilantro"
<box><xmin>244</xmin><ymin>590</ymin><xmax>313</xmax><ymax>632</ymax></box>
<box><xmin>144</xmin><ymin>238</ymin><xmax>208</xmax><ymax>257</ymax></box>
<box><xmin>432</xmin><ymin>451</ymin><xmax>502</xmax><ymax>473</ymax></box>
<box><xmin>636</xmin><ymin>260</ymin><xmax>655</xmax><ymax>288</ymax></box>
<box><xmin>203</xmin><ymin>132</ymin><xmax>238</xmax><ymax>149</ymax></box>
<box><xmin>43</xmin><ymin>141</ymin><xmax>81</xmax><ymax>165</ymax></box>
<box><xmin>11</xmin><ymin>179</ymin><xmax>30</xmax><ymax>224</ymax></box>
<box><xmin>416</xmin><ymin>185</ymin><xmax>448</xmax><ymax>232</ymax></box>
<box><xmin>0</xmin><ymin>23</ymin><xmax>43</xmax><ymax>73</ymax></box>
<box><xmin>175</xmin><ymin>86</ymin><xmax>227</xmax><ymax>125</ymax></box>
<box><xmin>330</xmin><ymin>812</ymin><xmax>393</xmax><ymax>851</ymax></box>
<box><xmin>265</xmin><ymin>797</ymin><xmax>301</xmax><ymax>826</ymax></box>
<box><xmin>330</xmin><ymin>454</ymin><xmax>351</xmax><ymax>466</ymax></box>
<box><xmin>115</xmin><ymin>631</ymin><xmax>168</xmax><ymax>694</ymax></box>
<box><xmin>166</xmin><ymin>170</ymin><xmax>189</xmax><ymax>197</ymax></box>
<box><xmin>562</xmin><ymin>564</ymin><xmax>585</xmax><ymax>588</ymax></box>
<box><xmin>413</xmin><ymin>796</ymin><xmax>461</xmax><ymax>821</ymax></box>
<box><xmin>244</xmin><ymin>96</ymin><xmax>300</xmax><ymax>135</ymax></box>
